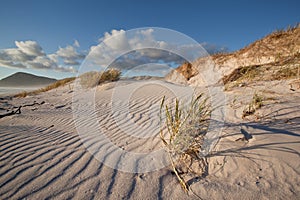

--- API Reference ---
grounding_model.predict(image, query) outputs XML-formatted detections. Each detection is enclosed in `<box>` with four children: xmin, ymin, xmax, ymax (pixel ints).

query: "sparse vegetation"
<box><xmin>273</xmin><ymin>66</ymin><xmax>297</xmax><ymax>80</ymax></box>
<box><xmin>40</xmin><ymin>77</ymin><xmax>75</xmax><ymax>92</ymax></box>
<box><xmin>79</xmin><ymin>68</ymin><xmax>121</xmax><ymax>88</ymax></box>
<box><xmin>159</xmin><ymin>94</ymin><xmax>211</xmax><ymax>192</ymax></box>
<box><xmin>222</xmin><ymin>65</ymin><xmax>260</xmax><ymax>85</ymax></box>
<box><xmin>217</xmin><ymin>24</ymin><xmax>300</xmax><ymax>90</ymax></box>
<box><xmin>270</xmin><ymin>23</ymin><xmax>299</xmax><ymax>39</ymax></box>
<box><xmin>15</xmin><ymin>91</ymin><xmax>28</xmax><ymax>98</ymax></box>
<box><xmin>242</xmin><ymin>92</ymin><xmax>264</xmax><ymax>118</ymax></box>
<box><xmin>223</xmin><ymin>52</ymin><xmax>300</xmax><ymax>90</ymax></box>
<box><xmin>14</xmin><ymin>69</ymin><xmax>121</xmax><ymax>97</ymax></box>
<box><xmin>79</xmin><ymin>71</ymin><xmax>102</xmax><ymax>88</ymax></box>
<box><xmin>14</xmin><ymin>77</ymin><xmax>75</xmax><ymax>98</ymax></box>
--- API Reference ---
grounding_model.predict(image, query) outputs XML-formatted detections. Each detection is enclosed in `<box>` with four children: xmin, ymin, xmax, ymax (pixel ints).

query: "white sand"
<box><xmin>0</xmin><ymin>79</ymin><xmax>299</xmax><ymax>199</ymax></box>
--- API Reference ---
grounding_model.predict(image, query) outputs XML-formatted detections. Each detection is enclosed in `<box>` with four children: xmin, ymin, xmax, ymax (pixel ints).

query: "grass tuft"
<box><xmin>160</xmin><ymin>94</ymin><xmax>211</xmax><ymax>192</ymax></box>
<box><xmin>14</xmin><ymin>77</ymin><xmax>75</xmax><ymax>98</ymax></box>
<box><xmin>242</xmin><ymin>92</ymin><xmax>264</xmax><ymax>118</ymax></box>
<box><xmin>14</xmin><ymin>91</ymin><xmax>28</xmax><ymax>98</ymax></box>
<box><xmin>79</xmin><ymin>68</ymin><xmax>121</xmax><ymax>88</ymax></box>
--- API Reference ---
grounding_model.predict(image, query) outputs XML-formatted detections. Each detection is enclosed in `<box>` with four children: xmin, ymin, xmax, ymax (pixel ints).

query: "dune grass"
<box><xmin>14</xmin><ymin>69</ymin><xmax>121</xmax><ymax>97</ymax></box>
<box><xmin>221</xmin><ymin>23</ymin><xmax>299</xmax><ymax>90</ymax></box>
<box><xmin>242</xmin><ymin>92</ymin><xmax>264</xmax><ymax>118</ymax></box>
<box><xmin>223</xmin><ymin>56</ymin><xmax>300</xmax><ymax>90</ymax></box>
<box><xmin>79</xmin><ymin>68</ymin><xmax>121</xmax><ymax>88</ymax></box>
<box><xmin>14</xmin><ymin>77</ymin><xmax>75</xmax><ymax>98</ymax></box>
<box><xmin>159</xmin><ymin>94</ymin><xmax>211</xmax><ymax>192</ymax></box>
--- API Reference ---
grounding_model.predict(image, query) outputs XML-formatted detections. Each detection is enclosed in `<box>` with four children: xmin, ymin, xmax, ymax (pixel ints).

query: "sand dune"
<box><xmin>0</xmin><ymin>79</ymin><xmax>299</xmax><ymax>199</ymax></box>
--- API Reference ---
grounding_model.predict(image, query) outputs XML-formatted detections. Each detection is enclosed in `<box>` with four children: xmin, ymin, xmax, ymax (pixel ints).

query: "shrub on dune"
<box><xmin>79</xmin><ymin>68</ymin><xmax>121</xmax><ymax>88</ymax></box>
<box><xmin>79</xmin><ymin>71</ymin><xmax>102</xmax><ymax>88</ymax></box>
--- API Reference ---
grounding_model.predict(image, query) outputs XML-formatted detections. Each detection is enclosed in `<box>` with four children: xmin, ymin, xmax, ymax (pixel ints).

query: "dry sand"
<box><xmin>0</xmin><ymin>79</ymin><xmax>299</xmax><ymax>199</ymax></box>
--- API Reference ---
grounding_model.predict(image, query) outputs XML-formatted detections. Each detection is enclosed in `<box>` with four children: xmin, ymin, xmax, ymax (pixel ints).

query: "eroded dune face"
<box><xmin>167</xmin><ymin>25</ymin><xmax>300</xmax><ymax>87</ymax></box>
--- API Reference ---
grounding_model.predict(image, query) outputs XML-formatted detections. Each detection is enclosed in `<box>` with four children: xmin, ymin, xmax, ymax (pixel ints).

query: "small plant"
<box><xmin>242</xmin><ymin>92</ymin><xmax>264</xmax><ymax>118</ymax></box>
<box><xmin>159</xmin><ymin>94</ymin><xmax>211</xmax><ymax>192</ymax></box>
<box><xmin>79</xmin><ymin>68</ymin><xmax>121</xmax><ymax>88</ymax></box>
<box><xmin>79</xmin><ymin>71</ymin><xmax>102</xmax><ymax>88</ymax></box>
<box><xmin>100</xmin><ymin>68</ymin><xmax>121</xmax><ymax>82</ymax></box>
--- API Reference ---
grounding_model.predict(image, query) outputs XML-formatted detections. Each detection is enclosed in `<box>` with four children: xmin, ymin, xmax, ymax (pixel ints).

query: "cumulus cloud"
<box><xmin>48</xmin><ymin>53</ymin><xmax>58</xmax><ymax>63</ymax></box>
<box><xmin>86</xmin><ymin>28</ymin><xmax>221</xmax><ymax>75</ymax></box>
<box><xmin>0</xmin><ymin>40</ymin><xmax>84</xmax><ymax>73</ymax></box>
<box><xmin>0</xmin><ymin>48</ymin><xmax>32</xmax><ymax>63</ymax></box>
<box><xmin>74</xmin><ymin>40</ymin><xmax>80</xmax><ymax>48</ymax></box>
<box><xmin>102</xmin><ymin>29</ymin><xmax>130</xmax><ymax>51</ymax></box>
<box><xmin>15</xmin><ymin>41</ymin><xmax>45</xmax><ymax>56</ymax></box>
<box><xmin>109</xmin><ymin>48</ymin><xmax>185</xmax><ymax>72</ymax></box>
<box><xmin>88</xmin><ymin>29</ymin><xmax>185</xmax><ymax>71</ymax></box>
<box><xmin>0</xmin><ymin>30</ymin><xmax>228</xmax><ymax>76</ymax></box>
<box><xmin>123</xmin><ymin>63</ymin><xmax>171</xmax><ymax>77</ymax></box>
<box><xmin>56</xmin><ymin>44</ymin><xmax>85</xmax><ymax>65</ymax></box>
<box><xmin>27</xmin><ymin>56</ymin><xmax>55</xmax><ymax>69</ymax></box>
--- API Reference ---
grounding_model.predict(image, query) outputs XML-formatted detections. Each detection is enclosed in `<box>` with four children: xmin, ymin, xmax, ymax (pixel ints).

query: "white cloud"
<box><xmin>48</xmin><ymin>53</ymin><xmax>58</xmax><ymax>63</ymax></box>
<box><xmin>85</xmin><ymin>28</ymin><xmax>229</xmax><ymax>76</ymax></box>
<box><xmin>0</xmin><ymin>40</ymin><xmax>82</xmax><ymax>73</ymax></box>
<box><xmin>1</xmin><ymin>48</ymin><xmax>32</xmax><ymax>62</ymax></box>
<box><xmin>56</xmin><ymin>65</ymin><xmax>76</xmax><ymax>73</ymax></box>
<box><xmin>27</xmin><ymin>56</ymin><xmax>55</xmax><ymax>69</ymax></box>
<box><xmin>90</xmin><ymin>29</ymin><xmax>227</xmax><ymax>67</ymax></box>
<box><xmin>74</xmin><ymin>40</ymin><xmax>80</xmax><ymax>48</ymax></box>
<box><xmin>56</xmin><ymin>42</ymin><xmax>85</xmax><ymax>65</ymax></box>
<box><xmin>0</xmin><ymin>30</ymin><xmax>227</xmax><ymax>76</ymax></box>
<box><xmin>123</xmin><ymin>63</ymin><xmax>171</xmax><ymax>77</ymax></box>
<box><xmin>0</xmin><ymin>59</ymin><xmax>27</xmax><ymax>69</ymax></box>
<box><xmin>15</xmin><ymin>40</ymin><xmax>44</xmax><ymax>56</ymax></box>
<box><xmin>87</xmin><ymin>29</ymin><xmax>193</xmax><ymax>73</ymax></box>
<box><xmin>88</xmin><ymin>29</ymin><xmax>183</xmax><ymax>67</ymax></box>
<box><xmin>103</xmin><ymin>29</ymin><xmax>130</xmax><ymax>51</ymax></box>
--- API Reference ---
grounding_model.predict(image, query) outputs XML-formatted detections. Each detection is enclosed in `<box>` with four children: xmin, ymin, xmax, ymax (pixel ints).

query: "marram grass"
<box><xmin>159</xmin><ymin>93</ymin><xmax>211</xmax><ymax>192</ymax></box>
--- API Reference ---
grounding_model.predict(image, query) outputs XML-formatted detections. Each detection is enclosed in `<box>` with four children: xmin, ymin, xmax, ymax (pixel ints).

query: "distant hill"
<box><xmin>0</xmin><ymin>72</ymin><xmax>57</xmax><ymax>87</ymax></box>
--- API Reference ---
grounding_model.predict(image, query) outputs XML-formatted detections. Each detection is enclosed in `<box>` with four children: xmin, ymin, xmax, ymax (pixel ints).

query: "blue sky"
<box><xmin>0</xmin><ymin>0</ymin><xmax>299</xmax><ymax>80</ymax></box>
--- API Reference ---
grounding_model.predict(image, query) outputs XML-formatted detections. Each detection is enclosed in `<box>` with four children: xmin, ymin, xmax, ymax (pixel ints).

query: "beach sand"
<box><xmin>0</xmin><ymin>79</ymin><xmax>299</xmax><ymax>199</ymax></box>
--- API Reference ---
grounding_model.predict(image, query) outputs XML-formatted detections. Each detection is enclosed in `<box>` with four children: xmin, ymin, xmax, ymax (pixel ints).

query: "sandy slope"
<box><xmin>0</xmin><ymin>79</ymin><xmax>299</xmax><ymax>199</ymax></box>
<box><xmin>191</xmin><ymin>80</ymin><xmax>300</xmax><ymax>199</ymax></box>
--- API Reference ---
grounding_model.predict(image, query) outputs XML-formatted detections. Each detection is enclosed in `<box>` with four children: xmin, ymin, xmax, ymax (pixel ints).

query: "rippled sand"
<box><xmin>0</xmin><ymin>79</ymin><xmax>299</xmax><ymax>199</ymax></box>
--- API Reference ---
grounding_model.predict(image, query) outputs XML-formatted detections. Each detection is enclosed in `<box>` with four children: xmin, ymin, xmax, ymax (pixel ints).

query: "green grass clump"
<box><xmin>79</xmin><ymin>68</ymin><xmax>121</xmax><ymax>88</ymax></box>
<box><xmin>159</xmin><ymin>94</ymin><xmax>211</xmax><ymax>192</ymax></box>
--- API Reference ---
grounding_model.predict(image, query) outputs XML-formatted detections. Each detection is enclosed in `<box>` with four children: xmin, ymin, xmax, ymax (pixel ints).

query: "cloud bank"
<box><xmin>0</xmin><ymin>29</ymin><xmax>228</xmax><ymax>75</ymax></box>
<box><xmin>0</xmin><ymin>40</ymin><xmax>84</xmax><ymax>73</ymax></box>
<box><xmin>86</xmin><ymin>29</ymin><xmax>228</xmax><ymax>75</ymax></box>
<box><xmin>88</xmin><ymin>29</ymin><xmax>187</xmax><ymax>69</ymax></box>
